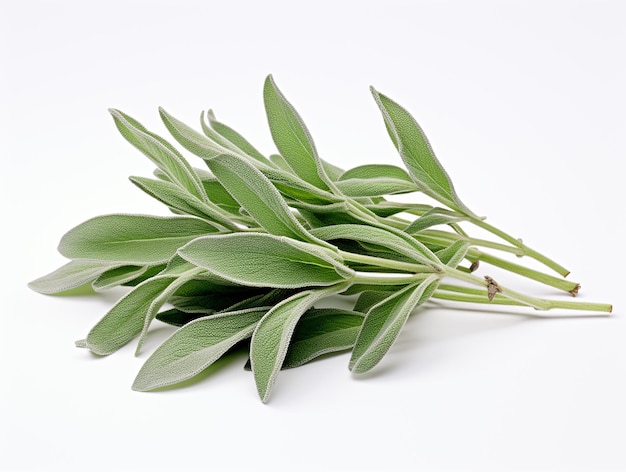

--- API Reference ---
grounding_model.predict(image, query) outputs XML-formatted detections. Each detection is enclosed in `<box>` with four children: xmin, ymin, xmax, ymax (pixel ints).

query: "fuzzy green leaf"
<box><xmin>404</xmin><ymin>207</ymin><xmax>467</xmax><ymax>234</ymax></box>
<box><xmin>159</xmin><ymin>107</ymin><xmax>232</xmax><ymax>160</ymax></box>
<box><xmin>310</xmin><ymin>224</ymin><xmax>432</xmax><ymax>265</ymax></box>
<box><xmin>133</xmin><ymin>307</ymin><xmax>268</xmax><ymax>391</ymax></box>
<box><xmin>92</xmin><ymin>265</ymin><xmax>151</xmax><ymax>291</ymax></box>
<box><xmin>263</xmin><ymin>75</ymin><xmax>334</xmax><ymax>191</ymax></box>
<box><xmin>349</xmin><ymin>275</ymin><xmax>440</xmax><ymax>373</ymax></box>
<box><xmin>282</xmin><ymin>308</ymin><xmax>364</xmax><ymax>369</ymax></box>
<box><xmin>28</xmin><ymin>260</ymin><xmax>121</xmax><ymax>294</ymax></box>
<box><xmin>207</xmin><ymin>153</ymin><xmax>321</xmax><ymax>242</ymax></box>
<box><xmin>109</xmin><ymin>109</ymin><xmax>207</xmax><ymax>202</ymax></box>
<box><xmin>370</xmin><ymin>88</ymin><xmax>478</xmax><ymax>218</ymax></box>
<box><xmin>80</xmin><ymin>275</ymin><xmax>179</xmax><ymax>355</ymax></box>
<box><xmin>177</xmin><ymin>233</ymin><xmax>354</xmax><ymax>288</ymax></box>
<box><xmin>59</xmin><ymin>214</ymin><xmax>219</xmax><ymax>264</ymax></box>
<box><xmin>205</xmin><ymin>109</ymin><xmax>270</xmax><ymax>165</ymax></box>
<box><xmin>336</xmin><ymin>164</ymin><xmax>418</xmax><ymax>196</ymax></box>
<box><xmin>251</xmin><ymin>284</ymin><xmax>348</xmax><ymax>402</ymax></box>
<box><xmin>436</xmin><ymin>240</ymin><xmax>470</xmax><ymax>267</ymax></box>
<box><xmin>130</xmin><ymin>176</ymin><xmax>236</xmax><ymax>228</ymax></box>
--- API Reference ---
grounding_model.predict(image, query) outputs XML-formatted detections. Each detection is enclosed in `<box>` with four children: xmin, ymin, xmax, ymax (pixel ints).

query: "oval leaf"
<box><xmin>81</xmin><ymin>275</ymin><xmax>178</xmax><ymax>355</ymax></box>
<box><xmin>133</xmin><ymin>307</ymin><xmax>268</xmax><ymax>391</ymax></box>
<box><xmin>349</xmin><ymin>275</ymin><xmax>440</xmax><ymax>373</ymax></box>
<box><xmin>404</xmin><ymin>207</ymin><xmax>467</xmax><ymax>234</ymax></box>
<box><xmin>283</xmin><ymin>308</ymin><xmax>364</xmax><ymax>369</ymax></box>
<box><xmin>130</xmin><ymin>176</ymin><xmax>237</xmax><ymax>229</ymax></box>
<box><xmin>263</xmin><ymin>75</ymin><xmax>334</xmax><ymax>191</ymax></box>
<box><xmin>28</xmin><ymin>260</ymin><xmax>121</xmax><ymax>295</ymax></box>
<box><xmin>207</xmin><ymin>153</ymin><xmax>324</xmax><ymax>244</ymax></box>
<box><xmin>205</xmin><ymin>109</ymin><xmax>271</xmax><ymax>165</ymax></box>
<box><xmin>59</xmin><ymin>214</ymin><xmax>220</xmax><ymax>264</ymax></box>
<box><xmin>177</xmin><ymin>233</ymin><xmax>354</xmax><ymax>288</ymax></box>
<box><xmin>109</xmin><ymin>109</ymin><xmax>207</xmax><ymax>202</ymax></box>
<box><xmin>370</xmin><ymin>88</ymin><xmax>478</xmax><ymax>218</ymax></box>
<box><xmin>251</xmin><ymin>284</ymin><xmax>348</xmax><ymax>402</ymax></box>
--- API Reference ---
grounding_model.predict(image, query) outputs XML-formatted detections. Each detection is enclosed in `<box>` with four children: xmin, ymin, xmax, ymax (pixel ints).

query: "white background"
<box><xmin>2</xmin><ymin>1</ymin><xmax>625</xmax><ymax>471</ymax></box>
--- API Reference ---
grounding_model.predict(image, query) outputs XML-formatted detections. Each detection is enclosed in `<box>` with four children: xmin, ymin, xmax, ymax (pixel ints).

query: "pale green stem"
<box><xmin>466</xmin><ymin>249</ymin><xmax>580</xmax><ymax>294</ymax></box>
<box><xmin>434</xmin><ymin>283</ymin><xmax>612</xmax><ymax>313</ymax></box>
<box><xmin>470</xmin><ymin>217</ymin><xmax>570</xmax><ymax>277</ymax></box>
<box><xmin>339</xmin><ymin>250</ymin><xmax>435</xmax><ymax>274</ymax></box>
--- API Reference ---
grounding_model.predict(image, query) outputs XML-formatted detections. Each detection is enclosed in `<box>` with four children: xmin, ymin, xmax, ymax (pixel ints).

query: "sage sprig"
<box><xmin>29</xmin><ymin>75</ymin><xmax>612</xmax><ymax>403</ymax></box>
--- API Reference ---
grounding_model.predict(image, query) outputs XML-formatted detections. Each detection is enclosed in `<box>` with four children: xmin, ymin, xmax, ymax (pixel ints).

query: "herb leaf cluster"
<box><xmin>29</xmin><ymin>75</ymin><xmax>612</xmax><ymax>402</ymax></box>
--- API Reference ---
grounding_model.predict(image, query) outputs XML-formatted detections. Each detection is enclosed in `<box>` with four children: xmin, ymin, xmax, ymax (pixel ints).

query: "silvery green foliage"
<box><xmin>30</xmin><ymin>75</ymin><xmax>611</xmax><ymax>403</ymax></box>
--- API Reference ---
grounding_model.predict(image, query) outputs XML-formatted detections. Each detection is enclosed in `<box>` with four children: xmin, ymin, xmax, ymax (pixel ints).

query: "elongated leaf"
<box><xmin>122</xmin><ymin>264</ymin><xmax>167</xmax><ymax>287</ymax></box>
<box><xmin>178</xmin><ymin>233</ymin><xmax>354</xmax><ymax>288</ymax></box>
<box><xmin>310</xmin><ymin>224</ymin><xmax>430</xmax><ymax>265</ymax></box>
<box><xmin>79</xmin><ymin>275</ymin><xmax>178</xmax><ymax>355</ymax></box>
<box><xmin>28</xmin><ymin>260</ymin><xmax>121</xmax><ymax>294</ymax></box>
<box><xmin>156</xmin><ymin>308</ymin><xmax>210</xmax><ymax>327</ymax></box>
<box><xmin>92</xmin><ymin>265</ymin><xmax>151</xmax><ymax>291</ymax></box>
<box><xmin>404</xmin><ymin>207</ymin><xmax>467</xmax><ymax>234</ymax></box>
<box><xmin>364</xmin><ymin>201</ymin><xmax>434</xmax><ymax>217</ymax></box>
<box><xmin>109</xmin><ymin>109</ymin><xmax>207</xmax><ymax>201</ymax></box>
<box><xmin>370</xmin><ymin>88</ymin><xmax>479</xmax><ymax>218</ymax></box>
<box><xmin>263</xmin><ymin>75</ymin><xmax>334</xmax><ymax>191</ymax></box>
<box><xmin>59</xmin><ymin>214</ymin><xmax>219</xmax><ymax>264</ymax></box>
<box><xmin>205</xmin><ymin>109</ymin><xmax>270</xmax><ymax>164</ymax></box>
<box><xmin>435</xmin><ymin>240</ymin><xmax>470</xmax><ymax>267</ymax></box>
<box><xmin>349</xmin><ymin>275</ymin><xmax>440</xmax><ymax>373</ymax></box>
<box><xmin>283</xmin><ymin>308</ymin><xmax>364</xmax><ymax>369</ymax></box>
<box><xmin>130</xmin><ymin>176</ymin><xmax>236</xmax><ymax>228</ymax></box>
<box><xmin>207</xmin><ymin>153</ymin><xmax>321</xmax><ymax>242</ymax></box>
<box><xmin>336</xmin><ymin>164</ymin><xmax>418</xmax><ymax>196</ymax></box>
<box><xmin>263</xmin><ymin>166</ymin><xmax>341</xmax><ymax>205</ymax></box>
<box><xmin>340</xmin><ymin>164</ymin><xmax>412</xmax><ymax>182</ymax></box>
<box><xmin>199</xmin><ymin>178</ymin><xmax>242</xmax><ymax>214</ymax></box>
<box><xmin>251</xmin><ymin>284</ymin><xmax>348</xmax><ymax>402</ymax></box>
<box><xmin>158</xmin><ymin>107</ymin><xmax>233</xmax><ymax>160</ymax></box>
<box><xmin>133</xmin><ymin>307</ymin><xmax>268</xmax><ymax>391</ymax></box>
<box><xmin>336</xmin><ymin>177</ymin><xmax>417</xmax><ymax>197</ymax></box>
<box><xmin>135</xmin><ymin>267</ymin><xmax>202</xmax><ymax>355</ymax></box>
<box><xmin>353</xmin><ymin>291</ymin><xmax>392</xmax><ymax>313</ymax></box>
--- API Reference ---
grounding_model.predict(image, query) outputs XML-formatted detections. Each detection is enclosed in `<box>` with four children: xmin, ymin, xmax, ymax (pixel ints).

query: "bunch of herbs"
<box><xmin>29</xmin><ymin>75</ymin><xmax>612</xmax><ymax>402</ymax></box>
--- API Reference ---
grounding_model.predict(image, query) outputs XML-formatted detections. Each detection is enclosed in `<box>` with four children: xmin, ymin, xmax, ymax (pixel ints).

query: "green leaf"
<box><xmin>370</xmin><ymin>88</ymin><xmax>478</xmax><ymax>218</ymax></box>
<box><xmin>129</xmin><ymin>176</ymin><xmax>236</xmax><ymax>228</ymax></box>
<box><xmin>159</xmin><ymin>107</ymin><xmax>233</xmax><ymax>160</ymax></box>
<box><xmin>435</xmin><ymin>240</ymin><xmax>470</xmax><ymax>267</ymax></box>
<box><xmin>28</xmin><ymin>260</ymin><xmax>121</xmax><ymax>295</ymax></box>
<box><xmin>92</xmin><ymin>265</ymin><xmax>151</xmax><ymax>291</ymax></box>
<box><xmin>282</xmin><ymin>308</ymin><xmax>364</xmax><ymax>369</ymax></box>
<box><xmin>353</xmin><ymin>291</ymin><xmax>392</xmax><ymax>313</ymax></box>
<box><xmin>262</xmin><ymin>167</ymin><xmax>342</xmax><ymax>205</ymax></box>
<box><xmin>205</xmin><ymin>109</ymin><xmax>270</xmax><ymax>164</ymax></box>
<box><xmin>263</xmin><ymin>75</ymin><xmax>334</xmax><ymax>191</ymax></box>
<box><xmin>206</xmin><ymin>153</ymin><xmax>322</xmax><ymax>242</ymax></box>
<box><xmin>80</xmin><ymin>275</ymin><xmax>179</xmax><ymax>355</ymax></box>
<box><xmin>251</xmin><ymin>284</ymin><xmax>348</xmax><ymax>402</ymax></box>
<box><xmin>177</xmin><ymin>233</ymin><xmax>354</xmax><ymax>288</ymax></box>
<box><xmin>132</xmin><ymin>307</ymin><xmax>268</xmax><ymax>391</ymax></box>
<box><xmin>58</xmin><ymin>214</ymin><xmax>220</xmax><ymax>264</ymax></box>
<box><xmin>364</xmin><ymin>201</ymin><xmax>434</xmax><ymax>218</ymax></box>
<box><xmin>109</xmin><ymin>109</ymin><xmax>207</xmax><ymax>202</ymax></box>
<box><xmin>336</xmin><ymin>164</ymin><xmax>418</xmax><ymax>196</ymax></box>
<box><xmin>310</xmin><ymin>224</ymin><xmax>435</xmax><ymax>266</ymax></box>
<box><xmin>404</xmin><ymin>207</ymin><xmax>467</xmax><ymax>234</ymax></box>
<box><xmin>349</xmin><ymin>275</ymin><xmax>440</xmax><ymax>373</ymax></box>
<box><xmin>156</xmin><ymin>308</ymin><xmax>210</xmax><ymax>327</ymax></box>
